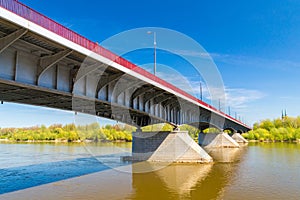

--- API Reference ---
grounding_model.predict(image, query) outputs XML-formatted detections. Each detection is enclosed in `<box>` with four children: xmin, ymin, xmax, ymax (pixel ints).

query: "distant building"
<box><xmin>282</xmin><ymin>110</ymin><xmax>287</xmax><ymax>119</ymax></box>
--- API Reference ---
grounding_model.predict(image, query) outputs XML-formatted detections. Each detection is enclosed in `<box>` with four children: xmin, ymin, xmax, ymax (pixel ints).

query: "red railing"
<box><xmin>0</xmin><ymin>0</ymin><xmax>250</xmax><ymax>128</ymax></box>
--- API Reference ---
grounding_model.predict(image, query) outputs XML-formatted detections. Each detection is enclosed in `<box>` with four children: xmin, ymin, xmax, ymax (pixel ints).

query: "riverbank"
<box><xmin>2</xmin><ymin>138</ymin><xmax>300</xmax><ymax>144</ymax></box>
<box><xmin>0</xmin><ymin>138</ymin><xmax>131</xmax><ymax>144</ymax></box>
<box><xmin>246</xmin><ymin>139</ymin><xmax>300</xmax><ymax>143</ymax></box>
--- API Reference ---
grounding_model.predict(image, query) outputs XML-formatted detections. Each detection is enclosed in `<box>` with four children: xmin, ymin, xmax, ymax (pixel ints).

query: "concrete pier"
<box><xmin>198</xmin><ymin>132</ymin><xmax>240</xmax><ymax>148</ymax></box>
<box><xmin>231</xmin><ymin>133</ymin><xmax>248</xmax><ymax>143</ymax></box>
<box><xmin>132</xmin><ymin>131</ymin><xmax>213</xmax><ymax>163</ymax></box>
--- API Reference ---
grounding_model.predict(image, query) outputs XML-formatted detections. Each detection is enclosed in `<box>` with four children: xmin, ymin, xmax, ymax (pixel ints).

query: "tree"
<box><xmin>180</xmin><ymin>124</ymin><xmax>199</xmax><ymax>140</ymax></box>
<box><xmin>259</xmin><ymin>119</ymin><xmax>275</xmax><ymax>131</ymax></box>
<box><xmin>273</xmin><ymin>119</ymin><xmax>283</xmax><ymax>128</ymax></box>
<box><xmin>203</xmin><ymin>128</ymin><xmax>221</xmax><ymax>134</ymax></box>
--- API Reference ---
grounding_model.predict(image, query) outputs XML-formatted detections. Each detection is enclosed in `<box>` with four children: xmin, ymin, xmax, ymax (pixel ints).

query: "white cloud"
<box><xmin>139</xmin><ymin>63</ymin><xmax>265</xmax><ymax>125</ymax></box>
<box><xmin>211</xmin><ymin>53</ymin><xmax>300</xmax><ymax>71</ymax></box>
<box><xmin>224</xmin><ymin>88</ymin><xmax>265</xmax><ymax>112</ymax></box>
<box><xmin>170</xmin><ymin>49</ymin><xmax>213</xmax><ymax>59</ymax></box>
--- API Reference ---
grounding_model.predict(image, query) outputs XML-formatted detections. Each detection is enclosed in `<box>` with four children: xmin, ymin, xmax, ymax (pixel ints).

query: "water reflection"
<box><xmin>205</xmin><ymin>145</ymin><xmax>247</xmax><ymax>163</ymax></box>
<box><xmin>131</xmin><ymin>162</ymin><xmax>213</xmax><ymax>199</ymax></box>
<box><xmin>154</xmin><ymin>164</ymin><xmax>212</xmax><ymax>195</ymax></box>
<box><xmin>130</xmin><ymin>147</ymin><xmax>246</xmax><ymax>200</ymax></box>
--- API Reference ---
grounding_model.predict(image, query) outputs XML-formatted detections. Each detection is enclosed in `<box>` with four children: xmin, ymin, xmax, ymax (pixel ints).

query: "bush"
<box><xmin>249</xmin><ymin>116</ymin><xmax>300</xmax><ymax>142</ymax></box>
<box><xmin>0</xmin><ymin>123</ymin><xmax>135</xmax><ymax>142</ymax></box>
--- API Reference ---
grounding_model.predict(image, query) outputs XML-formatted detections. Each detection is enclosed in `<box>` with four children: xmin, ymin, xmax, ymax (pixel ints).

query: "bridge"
<box><xmin>0</xmin><ymin>0</ymin><xmax>250</xmax><ymax>162</ymax></box>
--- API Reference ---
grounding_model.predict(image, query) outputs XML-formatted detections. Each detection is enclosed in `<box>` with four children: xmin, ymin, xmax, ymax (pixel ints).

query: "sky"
<box><xmin>1</xmin><ymin>0</ymin><xmax>300</xmax><ymax>127</ymax></box>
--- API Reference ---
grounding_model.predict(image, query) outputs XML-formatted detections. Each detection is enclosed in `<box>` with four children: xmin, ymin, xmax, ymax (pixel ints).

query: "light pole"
<box><xmin>147</xmin><ymin>31</ymin><xmax>157</xmax><ymax>75</ymax></box>
<box><xmin>199</xmin><ymin>81</ymin><xmax>203</xmax><ymax>101</ymax></box>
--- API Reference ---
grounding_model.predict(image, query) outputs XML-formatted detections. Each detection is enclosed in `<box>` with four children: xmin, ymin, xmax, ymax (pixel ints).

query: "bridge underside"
<box><xmin>0</xmin><ymin>12</ymin><xmax>250</xmax><ymax>132</ymax></box>
<box><xmin>0</xmin><ymin>80</ymin><xmax>165</xmax><ymax>127</ymax></box>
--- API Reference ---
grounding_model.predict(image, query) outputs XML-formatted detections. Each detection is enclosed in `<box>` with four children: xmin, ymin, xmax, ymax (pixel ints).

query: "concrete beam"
<box><xmin>113</xmin><ymin>80</ymin><xmax>142</xmax><ymax>98</ymax></box>
<box><xmin>70</xmin><ymin>65</ymin><xmax>80</xmax><ymax>92</ymax></box>
<box><xmin>153</xmin><ymin>94</ymin><xmax>173</xmax><ymax>104</ymax></box>
<box><xmin>38</xmin><ymin>49</ymin><xmax>73</xmax><ymax>84</ymax></box>
<box><xmin>96</xmin><ymin>72</ymin><xmax>124</xmax><ymax>98</ymax></box>
<box><xmin>143</xmin><ymin>90</ymin><xmax>165</xmax><ymax>103</ymax></box>
<box><xmin>74</xmin><ymin>63</ymin><xmax>105</xmax><ymax>83</ymax></box>
<box><xmin>0</xmin><ymin>28</ymin><xmax>28</xmax><ymax>54</ymax></box>
<box><xmin>131</xmin><ymin>85</ymin><xmax>153</xmax><ymax>100</ymax></box>
<box><xmin>162</xmin><ymin>97</ymin><xmax>180</xmax><ymax>109</ymax></box>
<box><xmin>130</xmin><ymin>85</ymin><xmax>153</xmax><ymax>108</ymax></box>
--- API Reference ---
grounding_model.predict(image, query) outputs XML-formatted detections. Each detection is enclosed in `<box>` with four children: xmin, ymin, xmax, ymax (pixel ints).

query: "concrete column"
<box><xmin>132</xmin><ymin>131</ymin><xmax>213</xmax><ymax>163</ymax></box>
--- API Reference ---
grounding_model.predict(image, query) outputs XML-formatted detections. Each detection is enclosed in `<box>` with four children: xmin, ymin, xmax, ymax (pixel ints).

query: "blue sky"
<box><xmin>1</xmin><ymin>0</ymin><xmax>300</xmax><ymax>127</ymax></box>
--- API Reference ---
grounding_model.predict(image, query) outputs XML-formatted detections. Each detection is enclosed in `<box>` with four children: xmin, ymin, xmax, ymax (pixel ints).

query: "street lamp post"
<box><xmin>147</xmin><ymin>31</ymin><xmax>157</xmax><ymax>75</ymax></box>
<box><xmin>199</xmin><ymin>81</ymin><xmax>203</xmax><ymax>101</ymax></box>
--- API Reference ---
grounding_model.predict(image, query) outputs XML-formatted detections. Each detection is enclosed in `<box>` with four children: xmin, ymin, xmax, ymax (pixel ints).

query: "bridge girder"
<box><xmin>143</xmin><ymin>90</ymin><xmax>165</xmax><ymax>103</ymax></box>
<box><xmin>38</xmin><ymin>49</ymin><xmax>73</xmax><ymax>84</ymax></box>
<box><xmin>130</xmin><ymin>85</ymin><xmax>153</xmax><ymax>104</ymax></box>
<box><xmin>113</xmin><ymin>79</ymin><xmax>143</xmax><ymax>100</ymax></box>
<box><xmin>0</xmin><ymin>28</ymin><xmax>28</xmax><ymax>54</ymax></box>
<box><xmin>153</xmin><ymin>94</ymin><xmax>174</xmax><ymax>105</ymax></box>
<box><xmin>96</xmin><ymin>72</ymin><xmax>124</xmax><ymax>98</ymax></box>
<box><xmin>74</xmin><ymin>62</ymin><xmax>105</xmax><ymax>83</ymax></box>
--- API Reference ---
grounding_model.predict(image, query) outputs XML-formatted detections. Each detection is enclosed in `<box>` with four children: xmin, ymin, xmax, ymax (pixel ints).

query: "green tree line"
<box><xmin>0</xmin><ymin>123</ymin><xmax>133</xmax><ymax>142</ymax></box>
<box><xmin>142</xmin><ymin>123</ymin><xmax>201</xmax><ymax>141</ymax></box>
<box><xmin>0</xmin><ymin>122</ymin><xmax>202</xmax><ymax>143</ymax></box>
<box><xmin>242</xmin><ymin>116</ymin><xmax>300</xmax><ymax>142</ymax></box>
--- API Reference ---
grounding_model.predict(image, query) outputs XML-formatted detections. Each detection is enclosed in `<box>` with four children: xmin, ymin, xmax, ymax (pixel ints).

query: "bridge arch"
<box><xmin>223</xmin><ymin>127</ymin><xmax>237</xmax><ymax>134</ymax></box>
<box><xmin>186</xmin><ymin>121</ymin><xmax>223</xmax><ymax>132</ymax></box>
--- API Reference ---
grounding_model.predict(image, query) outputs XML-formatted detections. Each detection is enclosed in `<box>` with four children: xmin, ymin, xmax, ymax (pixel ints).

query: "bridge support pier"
<box><xmin>132</xmin><ymin>131</ymin><xmax>213</xmax><ymax>163</ymax></box>
<box><xmin>231</xmin><ymin>132</ymin><xmax>248</xmax><ymax>143</ymax></box>
<box><xmin>198</xmin><ymin>132</ymin><xmax>240</xmax><ymax>148</ymax></box>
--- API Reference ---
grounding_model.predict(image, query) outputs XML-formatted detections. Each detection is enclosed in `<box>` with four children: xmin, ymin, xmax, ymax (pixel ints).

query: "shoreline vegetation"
<box><xmin>0</xmin><ymin>123</ymin><xmax>134</xmax><ymax>143</ymax></box>
<box><xmin>1</xmin><ymin>116</ymin><xmax>300</xmax><ymax>144</ymax></box>
<box><xmin>242</xmin><ymin>116</ymin><xmax>300</xmax><ymax>143</ymax></box>
<box><xmin>0</xmin><ymin>123</ymin><xmax>199</xmax><ymax>143</ymax></box>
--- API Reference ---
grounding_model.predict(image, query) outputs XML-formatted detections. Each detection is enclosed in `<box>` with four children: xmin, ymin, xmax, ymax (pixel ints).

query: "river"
<box><xmin>0</xmin><ymin>142</ymin><xmax>300</xmax><ymax>200</ymax></box>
